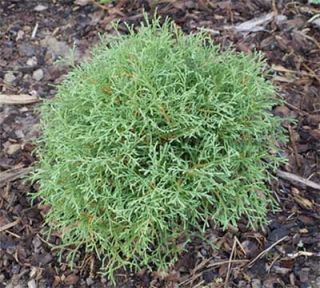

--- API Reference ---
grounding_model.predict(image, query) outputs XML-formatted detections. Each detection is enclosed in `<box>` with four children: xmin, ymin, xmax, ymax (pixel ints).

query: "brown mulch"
<box><xmin>1</xmin><ymin>0</ymin><xmax>320</xmax><ymax>287</ymax></box>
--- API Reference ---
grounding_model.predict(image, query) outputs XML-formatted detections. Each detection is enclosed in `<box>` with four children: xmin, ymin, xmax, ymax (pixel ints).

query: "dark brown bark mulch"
<box><xmin>1</xmin><ymin>0</ymin><xmax>320</xmax><ymax>287</ymax></box>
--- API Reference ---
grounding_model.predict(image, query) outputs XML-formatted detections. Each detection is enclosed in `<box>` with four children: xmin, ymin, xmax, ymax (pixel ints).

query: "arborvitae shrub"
<box><xmin>32</xmin><ymin>19</ymin><xmax>287</xmax><ymax>278</ymax></box>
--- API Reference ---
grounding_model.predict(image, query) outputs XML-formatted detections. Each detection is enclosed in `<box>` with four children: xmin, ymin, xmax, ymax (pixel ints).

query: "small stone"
<box><xmin>200</xmin><ymin>248</ymin><xmax>208</xmax><ymax>256</ymax></box>
<box><xmin>18</xmin><ymin>43</ymin><xmax>36</xmax><ymax>57</ymax></box>
<box><xmin>11</xmin><ymin>264</ymin><xmax>20</xmax><ymax>274</ymax></box>
<box><xmin>27</xmin><ymin>57</ymin><xmax>37</xmax><ymax>66</ymax></box>
<box><xmin>6</xmin><ymin>144</ymin><xmax>20</xmax><ymax>155</ymax></box>
<box><xmin>39</xmin><ymin>253</ymin><xmax>53</xmax><ymax>265</ymax></box>
<box><xmin>27</xmin><ymin>279</ymin><xmax>36</xmax><ymax>288</ymax></box>
<box><xmin>64</xmin><ymin>274</ymin><xmax>79</xmax><ymax>285</ymax></box>
<box><xmin>241</xmin><ymin>240</ymin><xmax>259</xmax><ymax>257</ymax></box>
<box><xmin>32</xmin><ymin>236</ymin><xmax>42</xmax><ymax>251</ymax></box>
<box><xmin>32</xmin><ymin>69</ymin><xmax>44</xmax><ymax>81</ymax></box>
<box><xmin>252</xmin><ymin>278</ymin><xmax>262</xmax><ymax>288</ymax></box>
<box><xmin>274</xmin><ymin>105</ymin><xmax>290</xmax><ymax>117</ymax></box>
<box><xmin>298</xmin><ymin>267</ymin><xmax>310</xmax><ymax>283</ymax></box>
<box><xmin>275</xmin><ymin>15</ymin><xmax>287</xmax><ymax>26</ymax></box>
<box><xmin>86</xmin><ymin>277</ymin><xmax>95</xmax><ymax>286</ymax></box>
<box><xmin>237</xmin><ymin>280</ymin><xmax>247</xmax><ymax>288</ymax></box>
<box><xmin>312</xmin><ymin>19</ymin><xmax>320</xmax><ymax>29</ymax></box>
<box><xmin>202</xmin><ymin>270</ymin><xmax>217</xmax><ymax>284</ymax></box>
<box><xmin>15</xmin><ymin>129</ymin><xmax>25</xmax><ymax>139</ymax></box>
<box><xmin>41</xmin><ymin>36</ymin><xmax>70</xmax><ymax>60</ymax></box>
<box><xmin>16</xmin><ymin>30</ymin><xmax>24</xmax><ymax>41</ymax></box>
<box><xmin>4</xmin><ymin>72</ymin><xmax>16</xmax><ymax>84</ymax></box>
<box><xmin>34</xmin><ymin>4</ymin><xmax>48</xmax><ymax>11</ymax></box>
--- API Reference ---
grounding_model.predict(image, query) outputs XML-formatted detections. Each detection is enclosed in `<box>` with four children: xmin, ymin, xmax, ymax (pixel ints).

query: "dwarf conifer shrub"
<box><xmin>32</xmin><ymin>19</ymin><xmax>287</xmax><ymax>278</ymax></box>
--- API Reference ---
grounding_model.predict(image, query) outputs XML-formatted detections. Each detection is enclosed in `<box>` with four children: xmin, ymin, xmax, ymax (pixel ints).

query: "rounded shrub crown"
<box><xmin>33</xmin><ymin>19</ymin><xmax>286</xmax><ymax>277</ymax></box>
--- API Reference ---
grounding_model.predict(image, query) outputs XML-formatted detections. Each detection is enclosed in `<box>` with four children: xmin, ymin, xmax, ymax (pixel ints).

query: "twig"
<box><xmin>186</xmin><ymin>259</ymin><xmax>210</xmax><ymax>287</ymax></box>
<box><xmin>0</xmin><ymin>167</ymin><xmax>33</xmax><ymax>188</ymax></box>
<box><xmin>247</xmin><ymin>236</ymin><xmax>288</xmax><ymax>268</ymax></box>
<box><xmin>287</xmin><ymin>251</ymin><xmax>320</xmax><ymax>258</ymax></box>
<box><xmin>234</xmin><ymin>236</ymin><xmax>246</xmax><ymax>255</ymax></box>
<box><xmin>302</xmin><ymin>62</ymin><xmax>320</xmax><ymax>84</ymax></box>
<box><xmin>207</xmin><ymin>259</ymin><xmax>249</xmax><ymax>268</ymax></box>
<box><xmin>284</xmin><ymin>102</ymin><xmax>308</xmax><ymax>116</ymax></box>
<box><xmin>193</xmin><ymin>280</ymin><xmax>205</xmax><ymax>288</ymax></box>
<box><xmin>266</xmin><ymin>254</ymin><xmax>281</xmax><ymax>273</ymax></box>
<box><xmin>6</xmin><ymin>230</ymin><xmax>21</xmax><ymax>239</ymax></box>
<box><xmin>179</xmin><ymin>259</ymin><xmax>249</xmax><ymax>287</ymax></box>
<box><xmin>277</xmin><ymin>170</ymin><xmax>320</xmax><ymax>190</ymax></box>
<box><xmin>191</xmin><ymin>258</ymin><xmax>211</xmax><ymax>275</ymax></box>
<box><xmin>224</xmin><ymin>237</ymin><xmax>237</xmax><ymax>288</ymax></box>
<box><xmin>0</xmin><ymin>219</ymin><xmax>20</xmax><ymax>232</ymax></box>
<box><xmin>31</xmin><ymin>22</ymin><xmax>39</xmax><ymax>39</ymax></box>
<box><xmin>0</xmin><ymin>94</ymin><xmax>40</xmax><ymax>104</ymax></box>
<box><xmin>196</xmin><ymin>27</ymin><xmax>220</xmax><ymax>36</ymax></box>
<box><xmin>272</xmin><ymin>0</ymin><xmax>278</xmax><ymax>14</ymax></box>
<box><xmin>297</xmin><ymin>31</ymin><xmax>320</xmax><ymax>51</ymax></box>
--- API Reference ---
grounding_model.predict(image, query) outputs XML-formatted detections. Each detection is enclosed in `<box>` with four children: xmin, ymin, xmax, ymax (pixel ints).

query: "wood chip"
<box><xmin>0</xmin><ymin>94</ymin><xmax>40</xmax><ymax>104</ymax></box>
<box><xmin>0</xmin><ymin>167</ymin><xmax>33</xmax><ymax>188</ymax></box>
<box><xmin>0</xmin><ymin>218</ymin><xmax>20</xmax><ymax>232</ymax></box>
<box><xmin>233</xmin><ymin>12</ymin><xmax>275</xmax><ymax>33</ymax></box>
<box><xmin>277</xmin><ymin>170</ymin><xmax>320</xmax><ymax>190</ymax></box>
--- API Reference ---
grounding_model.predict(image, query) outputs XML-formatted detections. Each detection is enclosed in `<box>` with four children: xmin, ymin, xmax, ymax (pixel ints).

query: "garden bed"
<box><xmin>0</xmin><ymin>1</ymin><xmax>320</xmax><ymax>287</ymax></box>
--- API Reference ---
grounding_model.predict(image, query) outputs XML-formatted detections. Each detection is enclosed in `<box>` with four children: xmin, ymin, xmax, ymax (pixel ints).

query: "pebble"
<box><xmin>251</xmin><ymin>278</ymin><xmax>262</xmax><ymax>288</ymax></box>
<box><xmin>202</xmin><ymin>270</ymin><xmax>217</xmax><ymax>284</ymax></box>
<box><xmin>241</xmin><ymin>239</ymin><xmax>259</xmax><ymax>257</ymax></box>
<box><xmin>4</xmin><ymin>72</ymin><xmax>16</xmax><ymax>84</ymax></box>
<box><xmin>18</xmin><ymin>43</ymin><xmax>36</xmax><ymax>57</ymax></box>
<box><xmin>6</xmin><ymin>143</ymin><xmax>20</xmax><ymax>154</ymax></box>
<box><xmin>16</xmin><ymin>30</ymin><xmax>24</xmax><ymax>41</ymax></box>
<box><xmin>27</xmin><ymin>57</ymin><xmax>37</xmax><ymax>66</ymax></box>
<box><xmin>27</xmin><ymin>279</ymin><xmax>36</xmax><ymax>288</ymax></box>
<box><xmin>15</xmin><ymin>129</ymin><xmax>25</xmax><ymax>139</ymax></box>
<box><xmin>275</xmin><ymin>15</ymin><xmax>288</xmax><ymax>26</ymax></box>
<box><xmin>298</xmin><ymin>267</ymin><xmax>310</xmax><ymax>283</ymax></box>
<box><xmin>0</xmin><ymin>274</ymin><xmax>5</xmax><ymax>283</ymax></box>
<box><xmin>86</xmin><ymin>277</ymin><xmax>95</xmax><ymax>286</ymax></box>
<box><xmin>41</xmin><ymin>36</ymin><xmax>70</xmax><ymax>60</ymax></box>
<box><xmin>312</xmin><ymin>18</ymin><xmax>320</xmax><ymax>29</ymax></box>
<box><xmin>32</xmin><ymin>69</ymin><xmax>44</xmax><ymax>81</ymax></box>
<box><xmin>34</xmin><ymin>4</ymin><xmax>48</xmax><ymax>11</ymax></box>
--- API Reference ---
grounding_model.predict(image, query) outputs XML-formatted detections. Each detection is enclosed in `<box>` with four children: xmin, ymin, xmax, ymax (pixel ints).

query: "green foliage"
<box><xmin>32</xmin><ymin>19</ymin><xmax>287</xmax><ymax>279</ymax></box>
<box><xmin>310</xmin><ymin>0</ymin><xmax>320</xmax><ymax>4</ymax></box>
<box><xmin>98</xmin><ymin>0</ymin><xmax>113</xmax><ymax>4</ymax></box>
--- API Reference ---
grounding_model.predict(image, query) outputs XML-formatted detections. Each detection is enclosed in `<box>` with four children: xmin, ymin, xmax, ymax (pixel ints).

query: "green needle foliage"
<box><xmin>32</xmin><ymin>18</ymin><xmax>287</xmax><ymax>279</ymax></box>
<box><xmin>98</xmin><ymin>0</ymin><xmax>113</xmax><ymax>3</ymax></box>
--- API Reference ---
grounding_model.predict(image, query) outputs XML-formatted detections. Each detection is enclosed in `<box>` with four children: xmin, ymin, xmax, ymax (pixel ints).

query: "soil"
<box><xmin>1</xmin><ymin>0</ymin><xmax>320</xmax><ymax>287</ymax></box>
